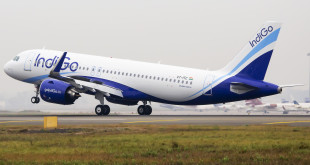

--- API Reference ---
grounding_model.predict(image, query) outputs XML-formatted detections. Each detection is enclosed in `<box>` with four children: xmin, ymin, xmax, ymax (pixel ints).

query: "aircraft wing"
<box><xmin>48</xmin><ymin>52</ymin><xmax>123</xmax><ymax>98</ymax></box>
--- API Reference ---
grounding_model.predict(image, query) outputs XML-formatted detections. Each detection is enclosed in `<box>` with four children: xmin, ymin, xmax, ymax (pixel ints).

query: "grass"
<box><xmin>0</xmin><ymin>124</ymin><xmax>310</xmax><ymax>164</ymax></box>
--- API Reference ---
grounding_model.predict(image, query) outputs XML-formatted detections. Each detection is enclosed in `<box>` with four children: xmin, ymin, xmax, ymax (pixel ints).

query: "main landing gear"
<box><xmin>95</xmin><ymin>93</ymin><xmax>110</xmax><ymax>116</ymax></box>
<box><xmin>137</xmin><ymin>101</ymin><xmax>152</xmax><ymax>115</ymax></box>
<box><xmin>95</xmin><ymin>105</ymin><xmax>110</xmax><ymax>116</ymax></box>
<box><xmin>31</xmin><ymin>85</ymin><xmax>40</xmax><ymax>104</ymax></box>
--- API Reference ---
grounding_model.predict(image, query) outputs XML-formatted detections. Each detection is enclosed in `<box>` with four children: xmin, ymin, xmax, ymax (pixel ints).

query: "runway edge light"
<box><xmin>44</xmin><ymin>116</ymin><xmax>58</xmax><ymax>129</ymax></box>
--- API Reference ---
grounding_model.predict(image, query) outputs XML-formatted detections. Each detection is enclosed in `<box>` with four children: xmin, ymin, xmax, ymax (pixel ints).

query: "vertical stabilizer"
<box><xmin>221</xmin><ymin>22</ymin><xmax>282</xmax><ymax>80</ymax></box>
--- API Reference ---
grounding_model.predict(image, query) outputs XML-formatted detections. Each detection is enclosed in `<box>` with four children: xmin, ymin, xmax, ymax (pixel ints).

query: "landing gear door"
<box><xmin>24</xmin><ymin>52</ymin><xmax>36</xmax><ymax>71</ymax></box>
<box><xmin>203</xmin><ymin>74</ymin><xmax>214</xmax><ymax>96</ymax></box>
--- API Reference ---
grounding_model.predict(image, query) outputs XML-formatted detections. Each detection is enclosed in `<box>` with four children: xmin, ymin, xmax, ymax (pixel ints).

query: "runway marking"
<box><xmin>264</xmin><ymin>121</ymin><xmax>310</xmax><ymax>125</ymax></box>
<box><xmin>123</xmin><ymin>119</ymin><xmax>183</xmax><ymax>124</ymax></box>
<box><xmin>0</xmin><ymin>120</ymin><xmax>42</xmax><ymax>124</ymax></box>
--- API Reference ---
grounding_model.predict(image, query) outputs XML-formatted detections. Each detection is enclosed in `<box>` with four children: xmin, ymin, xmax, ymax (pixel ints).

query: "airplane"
<box><xmin>160</xmin><ymin>104</ymin><xmax>217</xmax><ymax>112</ymax></box>
<box><xmin>292</xmin><ymin>100</ymin><xmax>310</xmax><ymax>109</ymax></box>
<box><xmin>282</xmin><ymin>100</ymin><xmax>310</xmax><ymax>114</ymax></box>
<box><xmin>3</xmin><ymin>21</ymin><xmax>302</xmax><ymax>116</ymax></box>
<box><xmin>245</xmin><ymin>98</ymin><xmax>284</xmax><ymax>114</ymax></box>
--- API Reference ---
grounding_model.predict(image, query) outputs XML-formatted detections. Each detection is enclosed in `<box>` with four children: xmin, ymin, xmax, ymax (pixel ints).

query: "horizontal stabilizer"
<box><xmin>280</xmin><ymin>84</ymin><xmax>304</xmax><ymax>88</ymax></box>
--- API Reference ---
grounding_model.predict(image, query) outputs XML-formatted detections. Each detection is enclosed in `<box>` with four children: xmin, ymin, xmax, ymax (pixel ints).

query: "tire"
<box><xmin>95</xmin><ymin>105</ymin><xmax>104</xmax><ymax>116</ymax></box>
<box><xmin>31</xmin><ymin>97</ymin><xmax>37</xmax><ymax>104</ymax></box>
<box><xmin>35</xmin><ymin>97</ymin><xmax>40</xmax><ymax>104</ymax></box>
<box><xmin>145</xmin><ymin>105</ymin><xmax>152</xmax><ymax>115</ymax></box>
<box><xmin>137</xmin><ymin>105</ymin><xmax>145</xmax><ymax>115</ymax></box>
<box><xmin>102</xmin><ymin>105</ymin><xmax>110</xmax><ymax>115</ymax></box>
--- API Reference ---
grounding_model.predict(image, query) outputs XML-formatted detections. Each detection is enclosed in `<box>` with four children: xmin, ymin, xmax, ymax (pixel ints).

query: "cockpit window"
<box><xmin>13</xmin><ymin>56</ymin><xmax>20</xmax><ymax>61</ymax></box>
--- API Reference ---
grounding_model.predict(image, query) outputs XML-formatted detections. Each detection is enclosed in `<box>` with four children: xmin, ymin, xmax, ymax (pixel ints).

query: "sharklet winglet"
<box><xmin>50</xmin><ymin>52</ymin><xmax>67</xmax><ymax>77</ymax></box>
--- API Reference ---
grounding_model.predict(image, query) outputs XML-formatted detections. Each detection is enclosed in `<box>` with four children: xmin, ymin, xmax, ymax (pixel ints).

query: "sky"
<box><xmin>0</xmin><ymin>0</ymin><xmax>310</xmax><ymax>110</ymax></box>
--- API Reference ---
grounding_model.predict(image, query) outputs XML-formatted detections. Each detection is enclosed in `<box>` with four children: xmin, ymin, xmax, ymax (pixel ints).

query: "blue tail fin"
<box><xmin>221</xmin><ymin>21</ymin><xmax>282</xmax><ymax>80</ymax></box>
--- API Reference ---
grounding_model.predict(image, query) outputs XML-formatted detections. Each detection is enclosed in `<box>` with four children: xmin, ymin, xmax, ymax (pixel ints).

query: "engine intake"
<box><xmin>40</xmin><ymin>79</ymin><xmax>80</xmax><ymax>105</ymax></box>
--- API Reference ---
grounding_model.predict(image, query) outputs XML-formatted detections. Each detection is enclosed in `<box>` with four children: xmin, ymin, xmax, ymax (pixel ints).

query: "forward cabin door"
<box><xmin>24</xmin><ymin>52</ymin><xmax>36</xmax><ymax>71</ymax></box>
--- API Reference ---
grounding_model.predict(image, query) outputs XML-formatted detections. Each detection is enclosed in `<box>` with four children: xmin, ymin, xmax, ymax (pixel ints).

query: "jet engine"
<box><xmin>39</xmin><ymin>79</ymin><xmax>80</xmax><ymax>105</ymax></box>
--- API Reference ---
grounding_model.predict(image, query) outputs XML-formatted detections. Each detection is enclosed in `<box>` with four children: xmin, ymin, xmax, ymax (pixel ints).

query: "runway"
<box><xmin>1</xmin><ymin>115</ymin><xmax>310</xmax><ymax>126</ymax></box>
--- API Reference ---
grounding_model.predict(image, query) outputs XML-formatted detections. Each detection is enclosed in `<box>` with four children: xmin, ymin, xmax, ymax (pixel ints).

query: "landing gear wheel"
<box><xmin>137</xmin><ymin>105</ymin><xmax>146</xmax><ymax>115</ymax></box>
<box><xmin>145</xmin><ymin>105</ymin><xmax>152</xmax><ymax>115</ymax></box>
<box><xmin>95</xmin><ymin>105</ymin><xmax>110</xmax><ymax>116</ymax></box>
<box><xmin>95</xmin><ymin>105</ymin><xmax>104</xmax><ymax>116</ymax></box>
<box><xmin>35</xmin><ymin>97</ymin><xmax>40</xmax><ymax>103</ymax></box>
<box><xmin>31</xmin><ymin>97</ymin><xmax>40</xmax><ymax>104</ymax></box>
<box><xmin>102</xmin><ymin>105</ymin><xmax>110</xmax><ymax>115</ymax></box>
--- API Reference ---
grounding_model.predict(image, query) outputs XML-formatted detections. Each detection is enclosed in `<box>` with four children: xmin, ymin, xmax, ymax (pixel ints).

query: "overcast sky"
<box><xmin>0</xmin><ymin>0</ymin><xmax>310</xmax><ymax>105</ymax></box>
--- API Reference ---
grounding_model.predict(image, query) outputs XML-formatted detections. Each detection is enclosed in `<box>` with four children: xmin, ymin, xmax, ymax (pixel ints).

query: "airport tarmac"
<box><xmin>0</xmin><ymin>115</ymin><xmax>310</xmax><ymax>126</ymax></box>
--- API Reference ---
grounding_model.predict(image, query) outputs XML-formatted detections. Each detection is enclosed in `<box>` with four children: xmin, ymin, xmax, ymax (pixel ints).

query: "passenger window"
<box><xmin>122</xmin><ymin>72</ymin><xmax>124</xmax><ymax>75</ymax></box>
<box><xmin>141</xmin><ymin>75</ymin><xmax>144</xmax><ymax>78</ymax></box>
<box><xmin>178</xmin><ymin>80</ymin><xmax>180</xmax><ymax>83</ymax></box>
<box><xmin>149</xmin><ymin>76</ymin><xmax>152</xmax><ymax>79</ymax></box>
<box><xmin>126</xmin><ymin>73</ymin><xmax>128</xmax><ymax>76</ymax></box>
<box><xmin>190</xmin><ymin>82</ymin><xmax>192</xmax><ymax>85</ymax></box>
<box><xmin>118</xmin><ymin>72</ymin><xmax>120</xmax><ymax>75</ymax></box>
<box><xmin>137</xmin><ymin>74</ymin><xmax>140</xmax><ymax>78</ymax></box>
<box><xmin>103</xmin><ymin>70</ymin><xmax>105</xmax><ymax>73</ymax></box>
<box><xmin>157</xmin><ymin>77</ymin><xmax>160</xmax><ymax>80</ymax></box>
<box><xmin>130</xmin><ymin>73</ymin><xmax>132</xmax><ymax>76</ymax></box>
<box><xmin>165</xmin><ymin>78</ymin><xmax>168</xmax><ymax>81</ymax></box>
<box><xmin>153</xmin><ymin>77</ymin><xmax>156</xmax><ymax>80</ymax></box>
<box><xmin>110</xmin><ymin>71</ymin><xmax>113</xmax><ymax>74</ymax></box>
<box><xmin>186</xmin><ymin>81</ymin><xmax>188</xmax><ymax>84</ymax></box>
<box><xmin>145</xmin><ymin>76</ymin><xmax>148</xmax><ymax>79</ymax></box>
<box><xmin>134</xmin><ymin>74</ymin><xmax>136</xmax><ymax>77</ymax></box>
<box><xmin>161</xmin><ymin>78</ymin><xmax>164</xmax><ymax>81</ymax></box>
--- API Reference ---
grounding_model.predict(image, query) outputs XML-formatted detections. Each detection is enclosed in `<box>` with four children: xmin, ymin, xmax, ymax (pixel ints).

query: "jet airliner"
<box><xmin>4</xmin><ymin>21</ymin><xmax>300</xmax><ymax>115</ymax></box>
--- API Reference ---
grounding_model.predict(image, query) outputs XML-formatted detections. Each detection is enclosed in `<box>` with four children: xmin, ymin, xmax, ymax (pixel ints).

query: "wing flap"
<box><xmin>74</xmin><ymin>79</ymin><xmax>123</xmax><ymax>97</ymax></box>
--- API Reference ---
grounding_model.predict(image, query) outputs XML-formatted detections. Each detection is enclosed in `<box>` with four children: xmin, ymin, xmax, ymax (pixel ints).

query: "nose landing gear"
<box><xmin>31</xmin><ymin>97</ymin><xmax>40</xmax><ymax>104</ymax></box>
<box><xmin>31</xmin><ymin>85</ymin><xmax>40</xmax><ymax>104</ymax></box>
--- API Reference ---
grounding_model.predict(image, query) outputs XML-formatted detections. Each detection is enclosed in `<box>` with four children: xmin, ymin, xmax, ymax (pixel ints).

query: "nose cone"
<box><xmin>4</xmin><ymin>62</ymin><xmax>10</xmax><ymax>75</ymax></box>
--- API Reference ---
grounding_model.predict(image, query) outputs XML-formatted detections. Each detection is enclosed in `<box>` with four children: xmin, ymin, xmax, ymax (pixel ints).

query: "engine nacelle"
<box><xmin>40</xmin><ymin>79</ymin><xmax>80</xmax><ymax>105</ymax></box>
<box><xmin>106</xmin><ymin>97</ymin><xmax>138</xmax><ymax>106</ymax></box>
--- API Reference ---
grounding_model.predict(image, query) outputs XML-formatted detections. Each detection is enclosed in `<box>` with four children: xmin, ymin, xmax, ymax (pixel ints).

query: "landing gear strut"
<box><xmin>95</xmin><ymin>92</ymin><xmax>110</xmax><ymax>116</ymax></box>
<box><xmin>137</xmin><ymin>101</ymin><xmax>152</xmax><ymax>115</ymax></box>
<box><xmin>31</xmin><ymin>85</ymin><xmax>40</xmax><ymax>104</ymax></box>
<box><xmin>95</xmin><ymin>105</ymin><xmax>110</xmax><ymax>116</ymax></box>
